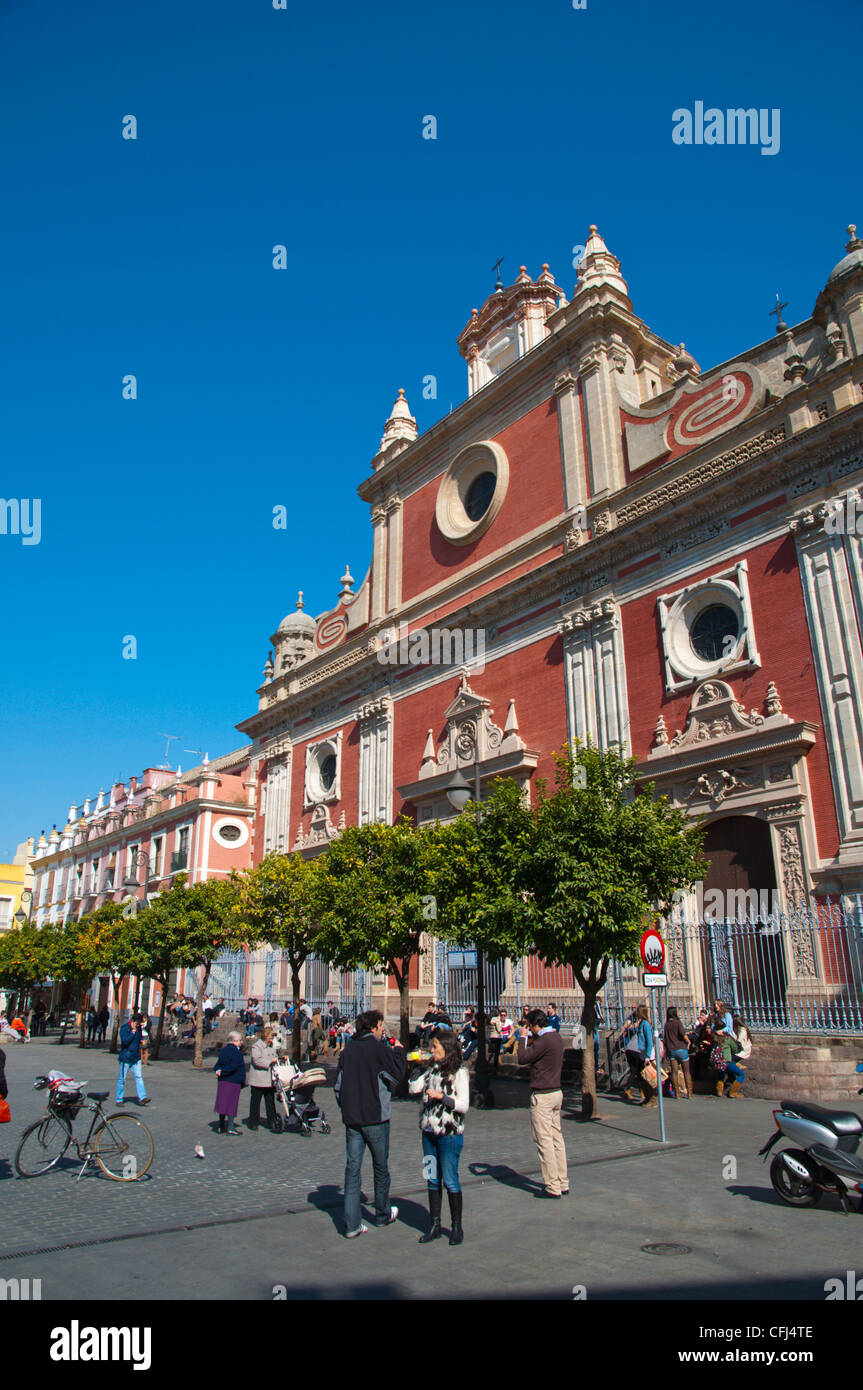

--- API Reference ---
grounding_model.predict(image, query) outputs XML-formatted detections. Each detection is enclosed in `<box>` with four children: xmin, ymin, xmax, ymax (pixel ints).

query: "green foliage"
<box><xmin>527</xmin><ymin>744</ymin><xmax>707</xmax><ymax>985</ymax></box>
<box><xmin>430</xmin><ymin>777</ymin><xmax>538</xmax><ymax>958</ymax></box>
<box><xmin>233</xmin><ymin>853</ymin><xmax>322</xmax><ymax>960</ymax></box>
<box><xmin>0</xmin><ymin>922</ymin><xmax>53</xmax><ymax>995</ymax></box>
<box><xmin>315</xmin><ymin>820</ymin><xmax>435</xmax><ymax>982</ymax></box>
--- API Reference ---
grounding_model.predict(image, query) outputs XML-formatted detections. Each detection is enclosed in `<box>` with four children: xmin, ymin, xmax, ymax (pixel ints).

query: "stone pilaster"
<box><xmin>559</xmin><ymin>596</ymin><xmax>630</xmax><ymax>751</ymax></box>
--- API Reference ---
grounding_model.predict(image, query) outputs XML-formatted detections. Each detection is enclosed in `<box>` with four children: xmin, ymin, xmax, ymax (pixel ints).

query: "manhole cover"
<box><xmin>640</xmin><ymin>1242</ymin><xmax>692</xmax><ymax>1256</ymax></box>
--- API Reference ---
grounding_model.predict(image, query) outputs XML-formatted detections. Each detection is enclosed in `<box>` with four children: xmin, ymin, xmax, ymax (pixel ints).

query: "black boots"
<box><xmin>418</xmin><ymin>1186</ymin><xmax>443</xmax><ymax>1243</ymax></box>
<box><xmin>447</xmin><ymin>1190</ymin><xmax>464</xmax><ymax>1246</ymax></box>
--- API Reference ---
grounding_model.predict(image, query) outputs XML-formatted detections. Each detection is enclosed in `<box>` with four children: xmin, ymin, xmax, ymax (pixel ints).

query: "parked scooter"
<box><xmin>759</xmin><ymin>1069</ymin><xmax>863</xmax><ymax>1214</ymax></box>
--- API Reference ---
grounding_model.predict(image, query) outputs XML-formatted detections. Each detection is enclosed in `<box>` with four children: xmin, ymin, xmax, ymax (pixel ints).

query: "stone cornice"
<box><xmin>31</xmin><ymin>797</ymin><xmax>254</xmax><ymax>869</ymax></box>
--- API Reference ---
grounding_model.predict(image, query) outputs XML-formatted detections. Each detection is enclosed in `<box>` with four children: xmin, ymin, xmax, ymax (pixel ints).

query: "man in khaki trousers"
<box><xmin>517</xmin><ymin>1009</ymin><xmax>568</xmax><ymax>1198</ymax></box>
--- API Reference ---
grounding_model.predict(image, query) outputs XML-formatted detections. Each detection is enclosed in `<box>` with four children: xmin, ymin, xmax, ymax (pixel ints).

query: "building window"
<box><xmin>304</xmin><ymin>736</ymin><xmax>342</xmax><ymax>807</ymax></box>
<box><xmin>126</xmin><ymin>843</ymin><xmax>140</xmax><ymax>880</ymax></box>
<box><xmin>0</xmin><ymin>898</ymin><xmax>12</xmax><ymax>931</ymax></box>
<box><xmin>657</xmin><ymin>561</ymin><xmax>759</xmax><ymax>694</ymax></box>
<box><xmin>213</xmin><ymin>818</ymin><xmax>250</xmax><ymax>849</ymax></box>
<box><xmin>171</xmin><ymin>826</ymin><xmax>191</xmax><ymax>873</ymax></box>
<box><xmin>690</xmin><ymin>604</ymin><xmax>740</xmax><ymax>662</ymax></box>
<box><xmin>151</xmin><ymin>836</ymin><xmax>164</xmax><ymax>878</ymax></box>
<box><xmin>465</xmin><ymin>471</ymin><xmax>497</xmax><ymax>521</ymax></box>
<box><xmin>91</xmin><ymin>859</ymin><xmax>100</xmax><ymax>895</ymax></box>
<box><xmin>435</xmin><ymin>440</ymin><xmax>510</xmax><ymax>546</ymax></box>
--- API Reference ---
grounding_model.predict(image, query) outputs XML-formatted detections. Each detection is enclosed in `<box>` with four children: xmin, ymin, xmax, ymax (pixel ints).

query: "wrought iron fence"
<box><xmin>210</xmin><ymin>905</ymin><xmax>863</xmax><ymax>1037</ymax></box>
<box><xmin>434</xmin><ymin>906</ymin><xmax>863</xmax><ymax>1036</ymax></box>
<box><xmin>209</xmin><ymin>948</ymin><xmax>371</xmax><ymax>1020</ymax></box>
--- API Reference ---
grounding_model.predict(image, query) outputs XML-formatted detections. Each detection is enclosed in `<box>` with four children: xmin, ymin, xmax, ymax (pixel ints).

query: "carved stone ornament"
<box><xmin>658</xmin><ymin>680</ymin><xmax>771</xmax><ymax>754</ymax></box>
<box><xmin>684</xmin><ymin>766</ymin><xmax>759</xmax><ymax>803</ymax></box>
<box><xmin>559</xmin><ymin>596</ymin><xmax>618</xmax><ymax>634</ymax></box>
<box><xmin>421</xmin><ymin>672</ymin><xmax>526</xmax><ymax>780</ymax></box>
<box><xmin>295</xmin><ymin>802</ymin><xmax>341</xmax><ymax>851</ymax></box>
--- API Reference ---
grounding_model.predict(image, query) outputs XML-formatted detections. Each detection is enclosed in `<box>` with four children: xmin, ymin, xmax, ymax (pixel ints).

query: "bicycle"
<box><xmin>14</xmin><ymin>1075</ymin><xmax>154</xmax><ymax>1182</ymax></box>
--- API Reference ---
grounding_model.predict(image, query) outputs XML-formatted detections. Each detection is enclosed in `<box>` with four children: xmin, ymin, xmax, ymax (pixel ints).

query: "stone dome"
<box><xmin>827</xmin><ymin>225</ymin><xmax>863</xmax><ymax>285</ymax></box>
<box><xmin>277</xmin><ymin>592</ymin><xmax>316</xmax><ymax>635</ymax></box>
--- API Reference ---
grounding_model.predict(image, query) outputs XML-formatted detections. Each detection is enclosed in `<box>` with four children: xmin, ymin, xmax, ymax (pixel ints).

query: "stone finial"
<box><xmin>653</xmin><ymin>714</ymin><xmax>669</xmax><ymax>748</ymax></box>
<box><xmin>765</xmin><ymin>681</ymin><xmax>783</xmax><ymax>716</ymax></box>
<box><xmin>504</xmin><ymin>699</ymin><xmax>519</xmax><ymax>736</ymax></box>
<box><xmin>379</xmin><ymin>388</ymin><xmax>418</xmax><ymax>454</ymax></box>
<box><xmin>263</xmin><ymin>651</ymin><xmax>274</xmax><ymax>683</ymax></box>
<box><xmin>847</xmin><ymin>224</ymin><xmax>862</xmax><ymax>252</ymax></box>
<box><xmin>421</xmin><ymin>729</ymin><xmax>436</xmax><ymax>767</ymax></box>
<box><xmin>574</xmin><ymin>225</ymin><xmax>629</xmax><ymax>299</ymax></box>
<box><xmin>339</xmin><ymin>565</ymin><xmax>355</xmax><ymax>600</ymax></box>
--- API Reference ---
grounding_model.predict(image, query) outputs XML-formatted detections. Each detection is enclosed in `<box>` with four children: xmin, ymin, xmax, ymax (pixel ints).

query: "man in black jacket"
<box><xmin>335</xmin><ymin>1010</ymin><xmax>406</xmax><ymax>1238</ymax></box>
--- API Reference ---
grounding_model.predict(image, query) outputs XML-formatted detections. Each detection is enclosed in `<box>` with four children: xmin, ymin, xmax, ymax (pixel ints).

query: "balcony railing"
<box><xmin>170</xmin><ymin>851</ymin><xmax>188</xmax><ymax>873</ymax></box>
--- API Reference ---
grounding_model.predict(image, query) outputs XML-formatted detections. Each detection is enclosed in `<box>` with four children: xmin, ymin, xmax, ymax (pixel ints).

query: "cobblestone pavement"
<box><xmin>2</xmin><ymin>1040</ymin><xmax>862</xmax><ymax>1302</ymax></box>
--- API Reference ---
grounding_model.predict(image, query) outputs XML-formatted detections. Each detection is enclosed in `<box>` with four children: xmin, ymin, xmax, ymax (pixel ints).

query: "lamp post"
<box><xmin>122</xmin><ymin>849</ymin><xmax>150</xmax><ymax>1011</ymax></box>
<box><xmin>13</xmin><ymin>888</ymin><xmax>33</xmax><ymax>928</ymax></box>
<box><xmin>445</xmin><ymin>756</ymin><xmax>493</xmax><ymax>1109</ymax></box>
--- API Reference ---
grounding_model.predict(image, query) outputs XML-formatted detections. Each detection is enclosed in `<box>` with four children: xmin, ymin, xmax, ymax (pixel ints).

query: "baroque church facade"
<box><xmin>236</xmin><ymin>223</ymin><xmax>863</xmax><ymax>1014</ymax></box>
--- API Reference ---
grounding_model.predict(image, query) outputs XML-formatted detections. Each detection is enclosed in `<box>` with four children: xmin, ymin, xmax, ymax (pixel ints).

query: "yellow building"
<box><xmin>0</xmin><ymin>839</ymin><xmax>35</xmax><ymax>932</ymax></box>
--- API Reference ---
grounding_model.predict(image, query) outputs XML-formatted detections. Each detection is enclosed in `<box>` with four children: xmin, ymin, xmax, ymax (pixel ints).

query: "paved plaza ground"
<box><xmin>1</xmin><ymin>1039</ymin><xmax>861</xmax><ymax>1303</ymax></box>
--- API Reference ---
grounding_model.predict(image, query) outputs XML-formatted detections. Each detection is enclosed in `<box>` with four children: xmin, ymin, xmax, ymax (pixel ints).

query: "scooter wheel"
<box><xmin>770</xmin><ymin>1149</ymin><xmax>822</xmax><ymax>1207</ymax></box>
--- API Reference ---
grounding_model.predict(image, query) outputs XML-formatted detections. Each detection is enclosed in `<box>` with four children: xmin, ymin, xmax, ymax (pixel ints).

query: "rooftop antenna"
<box><xmin>185</xmin><ymin>747</ymin><xmax>210</xmax><ymax>767</ymax></box>
<box><xmin>157</xmin><ymin>732</ymin><xmax>182</xmax><ymax>768</ymax></box>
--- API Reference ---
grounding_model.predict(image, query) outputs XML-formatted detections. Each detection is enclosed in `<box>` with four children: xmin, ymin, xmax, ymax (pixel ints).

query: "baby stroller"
<box><xmin>270</xmin><ymin>1059</ymin><xmax>331</xmax><ymax>1136</ymax></box>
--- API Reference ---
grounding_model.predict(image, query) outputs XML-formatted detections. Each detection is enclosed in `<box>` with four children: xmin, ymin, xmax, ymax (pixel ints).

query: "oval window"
<box><xmin>320</xmin><ymin>754</ymin><xmax>337</xmax><ymax>792</ymax></box>
<box><xmin>218</xmin><ymin>825</ymin><xmax>242</xmax><ymax>842</ymax></box>
<box><xmin>690</xmin><ymin>604</ymin><xmax>739</xmax><ymax>662</ymax></box>
<box><xmin>465</xmin><ymin>471</ymin><xmax>496</xmax><ymax>522</ymax></box>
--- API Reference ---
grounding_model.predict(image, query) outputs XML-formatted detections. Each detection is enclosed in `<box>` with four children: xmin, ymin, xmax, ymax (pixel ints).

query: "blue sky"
<box><xmin>0</xmin><ymin>0</ymin><xmax>859</xmax><ymax>858</ymax></box>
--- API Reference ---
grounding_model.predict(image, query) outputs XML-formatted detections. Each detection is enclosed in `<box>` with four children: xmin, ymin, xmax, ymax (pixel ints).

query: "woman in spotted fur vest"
<box><xmin>409</xmin><ymin>1028</ymin><xmax>469</xmax><ymax>1246</ymax></box>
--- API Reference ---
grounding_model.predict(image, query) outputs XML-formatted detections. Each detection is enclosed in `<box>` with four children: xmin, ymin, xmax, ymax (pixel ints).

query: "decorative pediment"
<box><xmin>657</xmin><ymin>679</ymin><xmax>773</xmax><ymax>752</ymax></box>
<box><xmin>423</xmin><ymin>673</ymin><xmax>526</xmax><ymax>780</ymax></box>
<box><xmin>294</xmin><ymin>803</ymin><xmax>346</xmax><ymax>851</ymax></box>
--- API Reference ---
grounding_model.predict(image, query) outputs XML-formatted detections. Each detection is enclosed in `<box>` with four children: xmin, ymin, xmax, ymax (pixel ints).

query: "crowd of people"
<box><xmin>623</xmin><ymin>998</ymin><xmax>753</xmax><ymax>1104</ymax></box>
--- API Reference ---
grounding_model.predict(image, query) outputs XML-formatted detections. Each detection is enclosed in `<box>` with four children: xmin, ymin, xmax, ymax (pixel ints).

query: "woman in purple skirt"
<box><xmin>214</xmin><ymin>1030</ymin><xmax>246</xmax><ymax>1135</ymax></box>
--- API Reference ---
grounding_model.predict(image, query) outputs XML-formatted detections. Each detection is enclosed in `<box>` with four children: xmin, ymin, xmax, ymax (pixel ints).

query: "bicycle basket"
<box><xmin>49</xmin><ymin>1083</ymin><xmax>84</xmax><ymax>1117</ymax></box>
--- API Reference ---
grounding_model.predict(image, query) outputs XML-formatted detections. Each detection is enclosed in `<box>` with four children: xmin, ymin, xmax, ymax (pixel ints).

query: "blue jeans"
<box><xmin>343</xmin><ymin>1123</ymin><xmax>391</xmax><ymax>1232</ymax></box>
<box><xmin>116</xmin><ymin>1060</ymin><xmax>146</xmax><ymax>1103</ymax></box>
<box><xmin>725</xmin><ymin>1061</ymin><xmax>745</xmax><ymax>1084</ymax></box>
<box><xmin>421</xmin><ymin>1131</ymin><xmax>464</xmax><ymax>1193</ymax></box>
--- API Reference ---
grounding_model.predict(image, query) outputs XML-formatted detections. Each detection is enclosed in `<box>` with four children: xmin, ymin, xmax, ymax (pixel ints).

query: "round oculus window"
<box><xmin>464</xmin><ymin>471</ymin><xmax>496</xmax><ymax>522</ymax></box>
<box><xmin>319</xmin><ymin>754</ymin><xmax>337</xmax><ymax>792</ymax></box>
<box><xmin>435</xmin><ymin>440</ymin><xmax>510</xmax><ymax>545</ymax></box>
<box><xmin>218</xmin><ymin>825</ymin><xmax>242</xmax><ymax>843</ymax></box>
<box><xmin>690</xmin><ymin>604</ymin><xmax>739</xmax><ymax>662</ymax></box>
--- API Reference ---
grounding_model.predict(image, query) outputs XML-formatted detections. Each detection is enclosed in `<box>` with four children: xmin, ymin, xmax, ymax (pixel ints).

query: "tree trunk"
<box><xmin>580</xmin><ymin>990</ymin><xmax>597</xmax><ymax>1120</ymax></box>
<box><xmin>78</xmin><ymin>986</ymin><xmax>88</xmax><ymax>1048</ymax></box>
<box><xmin>193</xmin><ymin>962</ymin><xmax>211</xmax><ymax>1069</ymax></box>
<box><xmin>291</xmin><ymin>966</ymin><xmax>302</xmax><ymax>1064</ymax></box>
<box><xmin>398</xmin><ymin>967</ymin><xmax>411</xmax><ymax>1050</ymax></box>
<box><xmin>150</xmin><ymin>977</ymin><xmax>169</xmax><ymax>1061</ymax></box>
<box><xmin>109</xmin><ymin>974</ymin><xmax>125</xmax><ymax>1054</ymax></box>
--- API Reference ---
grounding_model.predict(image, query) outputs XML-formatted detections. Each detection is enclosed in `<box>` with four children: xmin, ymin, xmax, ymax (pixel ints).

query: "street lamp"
<box><xmin>445</xmin><ymin>748</ymin><xmax>493</xmax><ymax>1109</ymax></box>
<box><xmin>13</xmin><ymin>888</ymin><xmax>33</xmax><ymax>927</ymax></box>
<box><xmin>122</xmin><ymin>850</ymin><xmax>150</xmax><ymax>1011</ymax></box>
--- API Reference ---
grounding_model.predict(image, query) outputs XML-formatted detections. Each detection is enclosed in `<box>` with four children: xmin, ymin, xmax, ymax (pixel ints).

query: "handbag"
<box><xmin>0</xmin><ymin>1097</ymin><xmax>10</xmax><ymax>1123</ymax></box>
<box><xmin>640</xmin><ymin>1061</ymin><xmax>667</xmax><ymax>1088</ymax></box>
<box><xmin>708</xmin><ymin>1043</ymin><xmax>726</xmax><ymax>1072</ymax></box>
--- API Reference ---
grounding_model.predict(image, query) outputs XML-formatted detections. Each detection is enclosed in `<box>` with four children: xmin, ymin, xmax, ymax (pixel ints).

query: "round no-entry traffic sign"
<box><xmin>640</xmin><ymin>928</ymin><xmax>665</xmax><ymax>973</ymax></box>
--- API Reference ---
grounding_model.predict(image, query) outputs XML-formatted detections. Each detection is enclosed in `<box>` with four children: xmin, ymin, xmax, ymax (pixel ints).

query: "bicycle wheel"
<box><xmin>93</xmin><ymin>1113</ymin><xmax>154</xmax><ymax>1181</ymax></box>
<box><xmin>15</xmin><ymin>1114</ymin><xmax>72</xmax><ymax>1177</ymax></box>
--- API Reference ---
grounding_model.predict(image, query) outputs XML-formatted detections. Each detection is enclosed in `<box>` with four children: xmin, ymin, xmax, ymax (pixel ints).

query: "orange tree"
<box><xmin>314</xmin><ymin>819</ymin><xmax>450</xmax><ymax>1050</ymax></box>
<box><xmin>130</xmin><ymin>875</ymin><xmax>250</xmax><ymax>1066</ymax></box>
<box><xmin>232</xmin><ymin>853</ymin><xmax>325</xmax><ymax>1063</ymax></box>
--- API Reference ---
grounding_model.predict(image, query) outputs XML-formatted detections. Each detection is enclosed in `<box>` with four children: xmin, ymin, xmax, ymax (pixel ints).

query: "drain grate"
<box><xmin>640</xmin><ymin>1242</ymin><xmax>692</xmax><ymax>1256</ymax></box>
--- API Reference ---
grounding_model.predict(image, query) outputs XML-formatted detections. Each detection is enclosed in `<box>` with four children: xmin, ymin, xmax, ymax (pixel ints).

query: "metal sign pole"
<box><xmin>653</xmin><ymin>985</ymin><xmax>667</xmax><ymax>1143</ymax></box>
